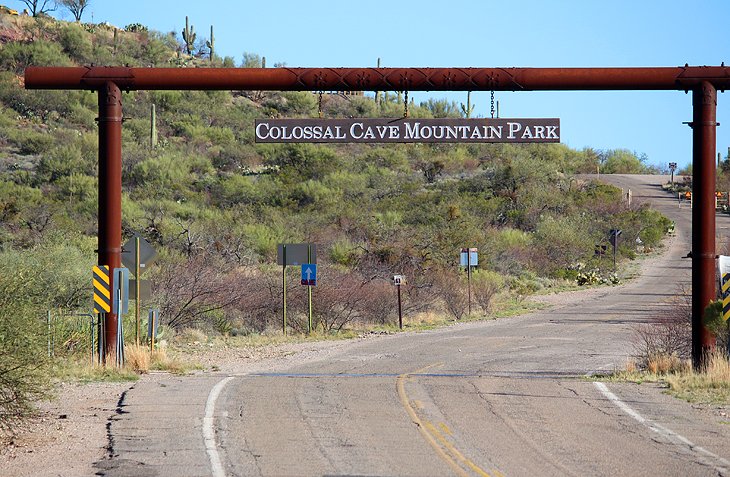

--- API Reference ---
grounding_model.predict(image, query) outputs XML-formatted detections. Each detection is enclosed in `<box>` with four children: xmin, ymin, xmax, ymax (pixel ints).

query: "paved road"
<box><xmin>99</xmin><ymin>175</ymin><xmax>730</xmax><ymax>477</ymax></box>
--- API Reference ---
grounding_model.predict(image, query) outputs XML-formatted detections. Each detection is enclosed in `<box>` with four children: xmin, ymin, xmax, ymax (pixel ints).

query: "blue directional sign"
<box><xmin>460</xmin><ymin>248</ymin><xmax>478</xmax><ymax>267</ymax></box>
<box><xmin>301</xmin><ymin>264</ymin><xmax>317</xmax><ymax>286</ymax></box>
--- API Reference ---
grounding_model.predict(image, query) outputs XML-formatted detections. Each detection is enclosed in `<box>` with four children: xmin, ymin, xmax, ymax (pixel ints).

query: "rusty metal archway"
<box><xmin>25</xmin><ymin>65</ymin><xmax>729</xmax><ymax>367</ymax></box>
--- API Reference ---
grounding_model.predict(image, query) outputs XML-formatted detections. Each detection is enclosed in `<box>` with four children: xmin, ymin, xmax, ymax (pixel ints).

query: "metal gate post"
<box><xmin>692</xmin><ymin>81</ymin><xmax>718</xmax><ymax>369</ymax></box>
<box><xmin>98</xmin><ymin>81</ymin><xmax>123</xmax><ymax>363</ymax></box>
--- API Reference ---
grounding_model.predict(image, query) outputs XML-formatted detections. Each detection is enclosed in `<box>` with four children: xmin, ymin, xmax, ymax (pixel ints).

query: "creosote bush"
<box><xmin>631</xmin><ymin>286</ymin><xmax>691</xmax><ymax>370</ymax></box>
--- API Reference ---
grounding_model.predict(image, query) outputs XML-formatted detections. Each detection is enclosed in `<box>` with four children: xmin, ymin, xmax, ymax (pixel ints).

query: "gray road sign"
<box><xmin>278</xmin><ymin>244</ymin><xmax>316</xmax><ymax>266</ymax></box>
<box><xmin>121</xmin><ymin>234</ymin><xmax>158</xmax><ymax>273</ymax></box>
<box><xmin>130</xmin><ymin>279</ymin><xmax>151</xmax><ymax>301</ymax></box>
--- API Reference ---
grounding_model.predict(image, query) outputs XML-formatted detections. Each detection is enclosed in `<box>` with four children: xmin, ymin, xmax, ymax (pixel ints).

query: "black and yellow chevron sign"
<box><xmin>93</xmin><ymin>265</ymin><xmax>111</xmax><ymax>313</ymax></box>
<box><xmin>722</xmin><ymin>273</ymin><xmax>730</xmax><ymax>322</ymax></box>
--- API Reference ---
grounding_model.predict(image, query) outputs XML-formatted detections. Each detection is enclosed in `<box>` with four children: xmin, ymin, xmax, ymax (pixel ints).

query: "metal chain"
<box><xmin>318</xmin><ymin>91</ymin><xmax>323</xmax><ymax>119</ymax></box>
<box><xmin>404</xmin><ymin>91</ymin><xmax>409</xmax><ymax>118</ymax></box>
<box><xmin>490</xmin><ymin>90</ymin><xmax>495</xmax><ymax>119</ymax></box>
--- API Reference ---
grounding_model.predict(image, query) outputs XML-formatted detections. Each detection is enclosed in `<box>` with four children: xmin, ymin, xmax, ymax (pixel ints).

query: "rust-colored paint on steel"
<box><xmin>23</xmin><ymin>65</ymin><xmax>725</xmax><ymax>368</ymax></box>
<box><xmin>98</xmin><ymin>81</ymin><xmax>123</xmax><ymax>362</ymax></box>
<box><xmin>692</xmin><ymin>81</ymin><xmax>718</xmax><ymax>368</ymax></box>
<box><xmin>24</xmin><ymin>65</ymin><xmax>730</xmax><ymax>91</ymax></box>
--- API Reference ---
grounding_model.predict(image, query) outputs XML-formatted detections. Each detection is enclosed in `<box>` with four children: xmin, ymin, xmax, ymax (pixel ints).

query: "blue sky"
<box><xmin>9</xmin><ymin>0</ymin><xmax>730</xmax><ymax>169</ymax></box>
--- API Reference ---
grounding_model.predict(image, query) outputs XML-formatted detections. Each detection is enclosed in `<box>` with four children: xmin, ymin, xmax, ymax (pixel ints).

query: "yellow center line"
<box><xmin>396</xmin><ymin>363</ymin><xmax>495</xmax><ymax>477</ymax></box>
<box><xmin>423</xmin><ymin>419</ymin><xmax>492</xmax><ymax>477</ymax></box>
<box><xmin>439</xmin><ymin>422</ymin><xmax>453</xmax><ymax>436</ymax></box>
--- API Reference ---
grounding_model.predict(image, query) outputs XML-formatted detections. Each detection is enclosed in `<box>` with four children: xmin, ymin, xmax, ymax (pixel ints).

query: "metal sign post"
<box><xmin>122</xmin><ymin>234</ymin><xmax>157</xmax><ymax>347</ymax></box>
<box><xmin>278</xmin><ymin>243</ymin><xmax>318</xmax><ymax>335</ymax></box>
<box><xmin>116</xmin><ymin>274</ymin><xmax>124</xmax><ymax>367</ymax></box>
<box><xmin>283</xmin><ymin>246</ymin><xmax>287</xmax><ymax>336</ymax></box>
<box><xmin>460</xmin><ymin>248</ymin><xmax>478</xmax><ymax>317</ymax></box>
<box><xmin>467</xmin><ymin>252</ymin><xmax>471</xmax><ymax>316</ymax></box>
<box><xmin>299</xmin><ymin>244</ymin><xmax>317</xmax><ymax>333</ymax></box>
<box><xmin>148</xmin><ymin>309</ymin><xmax>159</xmax><ymax>352</ymax></box>
<box><xmin>609</xmin><ymin>230</ymin><xmax>622</xmax><ymax>272</ymax></box>
<box><xmin>135</xmin><ymin>237</ymin><xmax>140</xmax><ymax>345</ymax></box>
<box><xmin>393</xmin><ymin>275</ymin><xmax>404</xmax><ymax>330</ymax></box>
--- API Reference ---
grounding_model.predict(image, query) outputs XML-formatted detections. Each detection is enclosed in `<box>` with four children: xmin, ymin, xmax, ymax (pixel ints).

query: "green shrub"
<box><xmin>0</xmin><ymin>40</ymin><xmax>72</xmax><ymax>73</ymax></box>
<box><xmin>36</xmin><ymin>144</ymin><xmax>90</xmax><ymax>182</ymax></box>
<box><xmin>58</xmin><ymin>24</ymin><xmax>93</xmax><ymax>62</ymax></box>
<box><xmin>0</xmin><ymin>243</ymin><xmax>91</xmax><ymax>432</ymax></box>
<box><xmin>7</xmin><ymin>128</ymin><xmax>55</xmax><ymax>155</ymax></box>
<box><xmin>471</xmin><ymin>270</ymin><xmax>505</xmax><ymax>314</ymax></box>
<box><xmin>329</xmin><ymin>238</ymin><xmax>363</xmax><ymax>267</ymax></box>
<box><xmin>280</xmin><ymin>92</ymin><xmax>317</xmax><ymax>115</ymax></box>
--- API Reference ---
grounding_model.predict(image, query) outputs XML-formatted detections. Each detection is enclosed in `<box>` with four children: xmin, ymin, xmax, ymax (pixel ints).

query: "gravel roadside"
<box><xmin>0</xmin><ymin>337</ymin><xmax>375</xmax><ymax>476</ymax></box>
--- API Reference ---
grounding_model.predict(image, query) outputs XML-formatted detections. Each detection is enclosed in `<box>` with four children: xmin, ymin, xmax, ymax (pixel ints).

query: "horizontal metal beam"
<box><xmin>24</xmin><ymin>65</ymin><xmax>730</xmax><ymax>92</ymax></box>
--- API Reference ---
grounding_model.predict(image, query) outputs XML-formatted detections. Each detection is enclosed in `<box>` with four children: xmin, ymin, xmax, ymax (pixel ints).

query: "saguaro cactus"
<box><xmin>461</xmin><ymin>91</ymin><xmax>476</xmax><ymax>118</ymax></box>
<box><xmin>206</xmin><ymin>25</ymin><xmax>215</xmax><ymax>61</ymax></box>
<box><xmin>182</xmin><ymin>16</ymin><xmax>196</xmax><ymax>55</ymax></box>
<box><xmin>150</xmin><ymin>104</ymin><xmax>157</xmax><ymax>149</ymax></box>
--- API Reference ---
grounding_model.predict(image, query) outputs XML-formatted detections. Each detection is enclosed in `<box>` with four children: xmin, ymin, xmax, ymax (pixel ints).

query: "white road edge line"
<box><xmin>593</xmin><ymin>381</ymin><xmax>730</xmax><ymax>473</ymax></box>
<box><xmin>204</xmin><ymin>376</ymin><xmax>235</xmax><ymax>477</ymax></box>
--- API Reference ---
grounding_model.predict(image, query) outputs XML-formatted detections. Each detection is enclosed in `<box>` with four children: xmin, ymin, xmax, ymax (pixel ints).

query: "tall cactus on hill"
<box><xmin>206</xmin><ymin>25</ymin><xmax>215</xmax><ymax>61</ymax></box>
<box><xmin>461</xmin><ymin>91</ymin><xmax>475</xmax><ymax>118</ymax></box>
<box><xmin>150</xmin><ymin>104</ymin><xmax>157</xmax><ymax>149</ymax></box>
<box><xmin>182</xmin><ymin>16</ymin><xmax>196</xmax><ymax>55</ymax></box>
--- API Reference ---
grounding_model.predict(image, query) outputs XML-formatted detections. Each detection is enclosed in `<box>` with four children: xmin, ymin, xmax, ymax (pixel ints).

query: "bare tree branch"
<box><xmin>58</xmin><ymin>0</ymin><xmax>90</xmax><ymax>21</ymax></box>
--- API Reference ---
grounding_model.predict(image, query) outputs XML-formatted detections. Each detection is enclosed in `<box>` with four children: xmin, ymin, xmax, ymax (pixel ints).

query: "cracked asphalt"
<box><xmin>97</xmin><ymin>175</ymin><xmax>730</xmax><ymax>477</ymax></box>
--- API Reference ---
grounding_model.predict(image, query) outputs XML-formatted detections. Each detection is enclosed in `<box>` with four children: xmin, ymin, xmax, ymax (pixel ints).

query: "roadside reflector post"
<box><xmin>691</xmin><ymin>81</ymin><xmax>718</xmax><ymax>369</ymax></box>
<box><xmin>719</xmin><ymin>264</ymin><xmax>730</xmax><ymax>360</ymax></box>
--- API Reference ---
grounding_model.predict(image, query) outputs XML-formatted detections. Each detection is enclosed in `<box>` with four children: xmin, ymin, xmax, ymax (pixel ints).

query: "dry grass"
<box><xmin>123</xmin><ymin>345</ymin><xmax>193</xmax><ymax>375</ymax></box>
<box><xmin>666</xmin><ymin>352</ymin><xmax>730</xmax><ymax>404</ymax></box>
<box><xmin>51</xmin><ymin>357</ymin><xmax>139</xmax><ymax>383</ymax></box>
<box><xmin>646</xmin><ymin>353</ymin><xmax>688</xmax><ymax>374</ymax></box>
<box><xmin>124</xmin><ymin>345</ymin><xmax>150</xmax><ymax>373</ymax></box>
<box><xmin>172</xmin><ymin>328</ymin><xmax>209</xmax><ymax>345</ymax></box>
<box><xmin>613</xmin><ymin>352</ymin><xmax>730</xmax><ymax>404</ymax></box>
<box><xmin>624</xmin><ymin>358</ymin><xmax>637</xmax><ymax>374</ymax></box>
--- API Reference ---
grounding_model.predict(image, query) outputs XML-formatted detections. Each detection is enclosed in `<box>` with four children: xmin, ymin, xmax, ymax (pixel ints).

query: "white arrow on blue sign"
<box><xmin>301</xmin><ymin>264</ymin><xmax>317</xmax><ymax>286</ymax></box>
